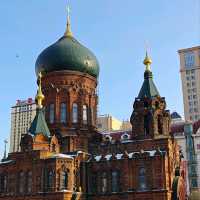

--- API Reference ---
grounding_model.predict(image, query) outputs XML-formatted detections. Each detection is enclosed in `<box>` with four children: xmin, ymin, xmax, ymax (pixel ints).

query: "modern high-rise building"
<box><xmin>178</xmin><ymin>46</ymin><xmax>200</xmax><ymax>121</ymax></box>
<box><xmin>9</xmin><ymin>98</ymin><xmax>36</xmax><ymax>152</ymax></box>
<box><xmin>171</xmin><ymin>120</ymin><xmax>200</xmax><ymax>194</ymax></box>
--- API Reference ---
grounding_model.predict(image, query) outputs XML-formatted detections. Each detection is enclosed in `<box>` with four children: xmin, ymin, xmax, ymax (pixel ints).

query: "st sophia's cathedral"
<box><xmin>0</xmin><ymin>8</ymin><xmax>186</xmax><ymax>200</ymax></box>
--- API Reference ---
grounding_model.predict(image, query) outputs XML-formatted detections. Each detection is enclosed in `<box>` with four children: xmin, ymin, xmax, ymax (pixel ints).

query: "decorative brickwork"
<box><xmin>0</xmin><ymin>18</ymin><xmax>186</xmax><ymax>200</ymax></box>
<box><xmin>42</xmin><ymin>71</ymin><xmax>99</xmax><ymax>153</ymax></box>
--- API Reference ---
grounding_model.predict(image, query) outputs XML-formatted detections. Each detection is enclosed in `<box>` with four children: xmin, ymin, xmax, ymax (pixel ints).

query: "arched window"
<box><xmin>57</xmin><ymin>171</ymin><xmax>60</xmax><ymax>190</ymax></box>
<box><xmin>144</xmin><ymin>114</ymin><xmax>150</xmax><ymax>135</ymax></box>
<box><xmin>27</xmin><ymin>171</ymin><xmax>32</xmax><ymax>193</ymax></box>
<box><xmin>155</xmin><ymin>101</ymin><xmax>159</xmax><ymax>109</ymax></box>
<box><xmin>112</xmin><ymin>171</ymin><xmax>120</xmax><ymax>192</ymax></box>
<box><xmin>0</xmin><ymin>175</ymin><xmax>4</xmax><ymax>192</ymax></box>
<box><xmin>4</xmin><ymin>175</ymin><xmax>7</xmax><ymax>193</ymax></box>
<box><xmin>90</xmin><ymin>107</ymin><xmax>95</xmax><ymax>125</ymax></box>
<box><xmin>139</xmin><ymin>167</ymin><xmax>147</xmax><ymax>191</ymax></box>
<box><xmin>82</xmin><ymin>105</ymin><xmax>88</xmax><ymax>124</ymax></box>
<box><xmin>49</xmin><ymin>104</ymin><xmax>54</xmax><ymax>124</ymax></box>
<box><xmin>47</xmin><ymin>171</ymin><xmax>53</xmax><ymax>190</ymax></box>
<box><xmin>144</xmin><ymin>101</ymin><xmax>148</xmax><ymax>108</ymax></box>
<box><xmin>60</xmin><ymin>171</ymin><xmax>68</xmax><ymax>189</ymax></box>
<box><xmin>72</xmin><ymin>103</ymin><xmax>78</xmax><ymax>123</ymax></box>
<box><xmin>157</xmin><ymin>115</ymin><xmax>163</xmax><ymax>134</ymax></box>
<box><xmin>52</xmin><ymin>143</ymin><xmax>56</xmax><ymax>152</ymax></box>
<box><xmin>60</xmin><ymin>103</ymin><xmax>67</xmax><ymax>123</ymax></box>
<box><xmin>0</xmin><ymin>174</ymin><xmax>7</xmax><ymax>193</ymax></box>
<box><xmin>101</xmin><ymin>172</ymin><xmax>108</xmax><ymax>193</ymax></box>
<box><xmin>90</xmin><ymin>174</ymin><xmax>97</xmax><ymax>193</ymax></box>
<box><xmin>19</xmin><ymin>171</ymin><xmax>24</xmax><ymax>194</ymax></box>
<box><xmin>9</xmin><ymin>173</ymin><xmax>15</xmax><ymax>195</ymax></box>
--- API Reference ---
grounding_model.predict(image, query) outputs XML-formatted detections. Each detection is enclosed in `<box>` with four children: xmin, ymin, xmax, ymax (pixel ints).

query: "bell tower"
<box><xmin>130</xmin><ymin>52</ymin><xmax>171</xmax><ymax>140</ymax></box>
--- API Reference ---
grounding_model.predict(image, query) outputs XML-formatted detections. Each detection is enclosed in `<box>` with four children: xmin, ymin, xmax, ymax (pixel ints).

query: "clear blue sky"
<box><xmin>0</xmin><ymin>0</ymin><xmax>199</xmax><ymax>157</ymax></box>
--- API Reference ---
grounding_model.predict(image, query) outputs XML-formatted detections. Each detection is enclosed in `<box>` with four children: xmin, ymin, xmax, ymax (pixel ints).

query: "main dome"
<box><xmin>35</xmin><ymin>17</ymin><xmax>99</xmax><ymax>78</ymax></box>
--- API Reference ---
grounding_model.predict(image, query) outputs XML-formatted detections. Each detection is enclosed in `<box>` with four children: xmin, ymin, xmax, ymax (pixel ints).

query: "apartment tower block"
<box><xmin>9</xmin><ymin>98</ymin><xmax>36</xmax><ymax>152</ymax></box>
<box><xmin>178</xmin><ymin>46</ymin><xmax>200</xmax><ymax>121</ymax></box>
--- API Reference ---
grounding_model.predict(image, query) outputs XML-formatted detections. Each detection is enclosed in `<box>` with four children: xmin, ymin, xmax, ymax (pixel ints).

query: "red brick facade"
<box><xmin>42</xmin><ymin>71</ymin><xmax>100</xmax><ymax>153</ymax></box>
<box><xmin>0</xmin><ymin>36</ymin><xmax>186</xmax><ymax>200</ymax></box>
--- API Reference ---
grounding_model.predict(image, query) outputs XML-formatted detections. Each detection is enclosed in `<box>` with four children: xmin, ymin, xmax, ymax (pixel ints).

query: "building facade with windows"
<box><xmin>97</xmin><ymin>114</ymin><xmax>131</xmax><ymax>133</ymax></box>
<box><xmin>178</xmin><ymin>46</ymin><xmax>200</xmax><ymax>122</ymax></box>
<box><xmin>97</xmin><ymin>114</ymin><xmax>122</xmax><ymax>132</ymax></box>
<box><xmin>0</xmin><ymin>11</ymin><xmax>186</xmax><ymax>200</ymax></box>
<box><xmin>171</xmin><ymin>120</ymin><xmax>200</xmax><ymax>195</ymax></box>
<box><xmin>9</xmin><ymin>98</ymin><xmax>36</xmax><ymax>153</ymax></box>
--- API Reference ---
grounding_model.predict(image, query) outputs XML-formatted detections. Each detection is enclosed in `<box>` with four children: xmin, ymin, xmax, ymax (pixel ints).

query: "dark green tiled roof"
<box><xmin>35</xmin><ymin>36</ymin><xmax>100</xmax><ymax>78</ymax></box>
<box><xmin>138</xmin><ymin>70</ymin><xmax>160</xmax><ymax>99</ymax></box>
<box><xmin>29</xmin><ymin>108</ymin><xmax>50</xmax><ymax>137</ymax></box>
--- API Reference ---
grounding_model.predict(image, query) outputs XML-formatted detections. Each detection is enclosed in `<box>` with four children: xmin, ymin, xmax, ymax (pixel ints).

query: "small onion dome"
<box><xmin>35</xmin><ymin>12</ymin><xmax>99</xmax><ymax>78</ymax></box>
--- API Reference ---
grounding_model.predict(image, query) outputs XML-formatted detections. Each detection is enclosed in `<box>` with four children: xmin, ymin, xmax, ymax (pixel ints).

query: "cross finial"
<box><xmin>143</xmin><ymin>41</ymin><xmax>152</xmax><ymax>71</ymax></box>
<box><xmin>67</xmin><ymin>5</ymin><xmax>70</xmax><ymax>18</ymax></box>
<box><xmin>145</xmin><ymin>40</ymin><xmax>150</xmax><ymax>55</ymax></box>
<box><xmin>64</xmin><ymin>3</ymin><xmax>73</xmax><ymax>37</ymax></box>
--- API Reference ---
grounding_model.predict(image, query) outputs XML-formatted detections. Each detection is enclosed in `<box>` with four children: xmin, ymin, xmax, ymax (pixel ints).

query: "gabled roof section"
<box><xmin>29</xmin><ymin>108</ymin><xmax>50</xmax><ymax>137</ymax></box>
<box><xmin>138</xmin><ymin>71</ymin><xmax>160</xmax><ymax>98</ymax></box>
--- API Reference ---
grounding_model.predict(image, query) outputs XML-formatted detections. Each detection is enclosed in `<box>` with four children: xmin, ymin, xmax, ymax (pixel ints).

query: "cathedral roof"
<box><xmin>138</xmin><ymin>53</ymin><xmax>160</xmax><ymax>99</ymax></box>
<box><xmin>29</xmin><ymin>108</ymin><xmax>50</xmax><ymax>137</ymax></box>
<box><xmin>171</xmin><ymin>111</ymin><xmax>182</xmax><ymax>119</ymax></box>
<box><xmin>35</xmin><ymin>11</ymin><xmax>99</xmax><ymax>78</ymax></box>
<box><xmin>29</xmin><ymin>73</ymin><xmax>50</xmax><ymax>137</ymax></box>
<box><xmin>169</xmin><ymin>119</ymin><xmax>200</xmax><ymax>135</ymax></box>
<box><xmin>91</xmin><ymin>149</ymin><xmax>166</xmax><ymax>162</ymax></box>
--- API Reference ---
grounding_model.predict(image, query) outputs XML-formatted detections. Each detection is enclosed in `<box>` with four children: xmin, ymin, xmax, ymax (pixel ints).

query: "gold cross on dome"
<box><xmin>145</xmin><ymin>40</ymin><xmax>150</xmax><ymax>55</ymax></box>
<box><xmin>67</xmin><ymin>5</ymin><xmax>70</xmax><ymax>17</ymax></box>
<box><xmin>64</xmin><ymin>1</ymin><xmax>73</xmax><ymax>37</ymax></box>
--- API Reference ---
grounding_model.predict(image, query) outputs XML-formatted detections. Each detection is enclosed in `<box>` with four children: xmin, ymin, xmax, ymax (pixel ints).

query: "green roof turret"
<box><xmin>138</xmin><ymin>52</ymin><xmax>160</xmax><ymax>99</ymax></box>
<box><xmin>29</xmin><ymin>73</ymin><xmax>50</xmax><ymax>137</ymax></box>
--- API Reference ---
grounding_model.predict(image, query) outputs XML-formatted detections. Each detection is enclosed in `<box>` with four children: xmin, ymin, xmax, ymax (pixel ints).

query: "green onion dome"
<box><xmin>35</xmin><ymin>15</ymin><xmax>99</xmax><ymax>78</ymax></box>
